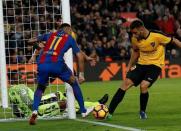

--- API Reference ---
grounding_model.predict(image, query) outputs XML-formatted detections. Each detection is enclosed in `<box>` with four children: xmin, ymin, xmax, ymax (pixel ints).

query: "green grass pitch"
<box><xmin>0</xmin><ymin>78</ymin><xmax>181</xmax><ymax>131</ymax></box>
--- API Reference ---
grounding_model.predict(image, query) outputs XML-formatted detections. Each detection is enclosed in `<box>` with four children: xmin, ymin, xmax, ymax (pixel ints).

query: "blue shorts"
<box><xmin>37</xmin><ymin>62</ymin><xmax>73</xmax><ymax>86</ymax></box>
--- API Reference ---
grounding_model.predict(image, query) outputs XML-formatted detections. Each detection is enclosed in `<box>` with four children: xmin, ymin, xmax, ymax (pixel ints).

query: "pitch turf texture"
<box><xmin>0</xmin><ymin>78</ymin><xmax>181</xmax><ymax>131</ymax></box>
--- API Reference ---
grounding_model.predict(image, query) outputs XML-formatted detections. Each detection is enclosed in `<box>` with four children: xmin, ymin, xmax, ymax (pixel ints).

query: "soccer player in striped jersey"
<box><xmin>107</xmin><ymin>20</ymin><xmax>181</xmax><ymax>119</ymax></box>
<box><xmin>28</xmin><ymin>23</ymin><xmax>93</xmax><ymax>125</ymax></box>
<box><xmin>29</xmin><ymin>25</ymin><xmax>96</xmax><ymax>67</ymax></box>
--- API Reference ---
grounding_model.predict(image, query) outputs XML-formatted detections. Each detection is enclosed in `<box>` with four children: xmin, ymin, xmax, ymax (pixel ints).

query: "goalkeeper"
<box><xmin>9</xmin><ymin>84</ymin><xmax>108</xmax><ymax>118</ymax></box>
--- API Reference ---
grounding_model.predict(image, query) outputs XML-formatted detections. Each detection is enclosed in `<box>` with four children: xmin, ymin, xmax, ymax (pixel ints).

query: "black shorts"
<box><xmin>126</xmin><ymin>64</ymin><xmax>161</xmax><ymax>87</ymax></box>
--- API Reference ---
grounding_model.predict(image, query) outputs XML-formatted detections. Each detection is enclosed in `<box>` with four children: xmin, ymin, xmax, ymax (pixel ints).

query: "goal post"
<box><xmin>0</xmin><ymin>0</ymin><xmax>8</xmax><ymax>108</ymax></box>
<box><xmin>61</xmin><ymin>0</ymin><xmax>76</xmax><ymax>119</ymax></box>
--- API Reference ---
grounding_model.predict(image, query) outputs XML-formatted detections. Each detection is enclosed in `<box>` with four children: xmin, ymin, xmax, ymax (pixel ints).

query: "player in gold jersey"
<box><xmin>107</xmin><ymin>20</ymin><xmax>181</xmax><ymax>119</ymax></box>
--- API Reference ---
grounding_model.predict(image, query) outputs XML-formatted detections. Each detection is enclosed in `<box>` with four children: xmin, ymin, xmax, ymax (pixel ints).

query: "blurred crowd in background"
<box><xmin>3</xmin><ymin>0</ymin><xmax>181</xmax><ymax>64</ymax></box>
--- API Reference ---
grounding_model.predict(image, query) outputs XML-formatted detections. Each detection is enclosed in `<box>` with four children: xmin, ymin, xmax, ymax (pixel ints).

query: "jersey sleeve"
<box><xmin>69</xmin><ymin>35</ymin><xmax>80</xmax><ymax>54</ymax></box>
<box><xmin>71</xmin><ymin>31</ymin><xmax>77</xmax><ymax>40</ymax></box>
<box><xmin>37</xmin><ymin>32</ymin><xmax>52</xmax><ymax>42</ymax></box>
<box><xmin>156</xmin><ymin>33</ymin><xmax>173</xmax><ymax>45</ymax></box>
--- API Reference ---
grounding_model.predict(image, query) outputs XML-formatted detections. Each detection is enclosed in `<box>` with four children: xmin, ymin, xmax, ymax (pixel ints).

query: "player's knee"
<box><xmin>37</xmin><ymin>84</ymin><xmax>46</xmax><ymax>93</ymax></box>
<box><xmin>140</xmin><ymin>81</ymin><xmax>150</xmax><ymax>93</ymax></box>
<box><xmin>68</xmin><ymin>75</ymin><xmax>76</xmax><ymax>85</ymax></box>
<box><xmin>121</xmin><ymin>78</ymin><xmax>134</xmax><ymax>91</ymax></box>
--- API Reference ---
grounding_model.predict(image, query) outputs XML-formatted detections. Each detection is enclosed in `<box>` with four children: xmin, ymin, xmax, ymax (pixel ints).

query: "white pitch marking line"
<box><xmin>75</xmin><ymin>119</ymin><xmax>142</xmax><ymax>131</ymax></box>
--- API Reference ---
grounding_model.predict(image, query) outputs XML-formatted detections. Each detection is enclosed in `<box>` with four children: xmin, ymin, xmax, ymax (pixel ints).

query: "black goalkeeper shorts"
<box><xmin>126</xmin><ymin>64</ymin><xmax>161</xmax><ymax>87</ymax></box>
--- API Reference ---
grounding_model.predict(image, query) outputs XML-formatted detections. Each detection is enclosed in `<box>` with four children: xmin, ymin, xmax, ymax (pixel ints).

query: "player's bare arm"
<box><xmin>28</xmin><ymin>42</ymin><xmax>45</xmax><ymax>63</ymax></box>
<box><xmin>28</xmin><ymin>49</ymin><xmax>40</xmax><ymax>63</ymax></box>
<box><xmin>172</xmin><ymin>37</ymin><xmax>181</xmax><ymax>48</ymax></box>
<box><xmin>76</xmin><ymin>52</ymin><xmax>85</xmax><ymax>83</ymax></box>
<box><xmin>81</xmin><ymin>51</ymin><xmax>97</xmax><ymax>66</ymax></box>
<box><xmin>127</xmin><ymin>45</ymin><xmax>139</xmax><ymax>72</ymax></box>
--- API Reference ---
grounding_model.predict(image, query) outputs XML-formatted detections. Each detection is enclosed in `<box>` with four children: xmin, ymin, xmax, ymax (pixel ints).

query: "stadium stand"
<box><xmin>3</xmin><ymin>0</ymin><xmax>181</xmax><ymax>63</ymax></box>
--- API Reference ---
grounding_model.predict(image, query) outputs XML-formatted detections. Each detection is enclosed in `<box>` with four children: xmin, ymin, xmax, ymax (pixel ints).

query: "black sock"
<box><xmin>109</xmin><ymin>88</ymin><xmax>126</xmax><ymax>115</ymax></box>
<box><xmin>140</xmin><ymin>92</ymin><xmax>149</xmax><ymax>112</ymax></box>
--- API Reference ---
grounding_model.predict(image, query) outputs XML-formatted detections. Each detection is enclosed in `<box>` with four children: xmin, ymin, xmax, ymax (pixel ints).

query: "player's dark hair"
<box><xmin>130</xmin><ymin>20</ymin><xmax>144</xmax><ymax>30</ymax></box>
<box><xmin>59</xmin><ymin>23</ymin><xmax>71</xmax><ymax>29</ymax></box>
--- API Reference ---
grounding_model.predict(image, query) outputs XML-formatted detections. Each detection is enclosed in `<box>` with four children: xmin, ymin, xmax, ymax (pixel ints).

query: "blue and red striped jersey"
<box><xmin>36</xmin><ymin>30</ymin><xmax>80</xmax><ymax>63</ymax></box>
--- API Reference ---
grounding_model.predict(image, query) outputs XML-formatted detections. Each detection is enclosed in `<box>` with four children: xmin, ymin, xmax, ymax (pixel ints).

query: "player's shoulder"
<box><xmin>131</xmin><ymin>36</ymin><xmax>137</xmax><ymax>44</ymax></box>
<box><xmin>131</xmin><ymin>36</ymin><xmax>137</xmax><ymax>41</ymax></box>
<box><xmin>150</xmin><ymin>30</ymin><xmax>169</xmax><ymax>37</ymax></box>
<box><xmin>57</xmin><ymin>30</ymin><xmax>71</xmax><ymax>37</ymax></box>
<box><xmin>56</xmin><ymin>30</ymin><xmax>66</xmax><ymax>36</ymax></box>
<box><xmin>67</xmin><ymin>33</ymin><xmax>76</xmax><ymax>42</ymax></box>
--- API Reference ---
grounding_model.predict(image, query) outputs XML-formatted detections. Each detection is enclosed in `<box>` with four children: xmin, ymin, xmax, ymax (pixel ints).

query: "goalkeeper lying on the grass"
<box><xmin>9</xmin><ymin>84</ymin><xmax>108</xmax><ymax>118</ymax></box>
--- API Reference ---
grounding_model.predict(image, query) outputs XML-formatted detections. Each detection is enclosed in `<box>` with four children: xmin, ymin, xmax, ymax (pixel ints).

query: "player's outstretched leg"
<box><xmin>107</xmin><ymin>78</ymin><xmax>133</xmax><ymax>119</ymax></box>
<box><xmin>107</xmin><ymin>88</ymin><xmax>126</xmax><ymax>119</ymax></box>
<box><xmin>29</xmin><ymin>84</ymin><xmax>46</xmax><ymax>125</ymax></box>
<box><xmin>76</xmin><ymin>94</ymin><xmax>109</xmax><ymax>115</ymax></box>
<box><xmin>98</xmin><ymin>94</ymin><xmax>109</xmax><ymax>104</ymax></box>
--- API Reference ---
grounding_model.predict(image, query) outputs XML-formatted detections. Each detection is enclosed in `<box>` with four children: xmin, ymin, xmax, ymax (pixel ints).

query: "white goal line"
<box><xmin>75</xmin><ymin>119</ymin><xmax>142</xmax><ymax>131</ymax></box>
<box><xmin>0</xmin><ymin>117</ymin><xmax>142</xmax><ymax>131</ymax></box>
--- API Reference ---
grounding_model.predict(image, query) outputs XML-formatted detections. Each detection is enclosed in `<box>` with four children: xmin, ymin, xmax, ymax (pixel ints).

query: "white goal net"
<box><xmin>0</xmin><ymin>0</ymin><xmax>75</xmax><ymax>121</ymax></box>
